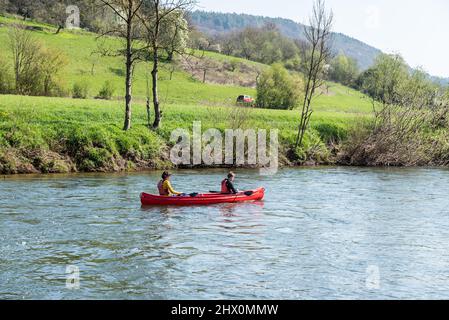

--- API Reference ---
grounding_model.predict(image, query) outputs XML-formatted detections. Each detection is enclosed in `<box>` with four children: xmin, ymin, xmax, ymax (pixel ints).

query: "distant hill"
<box><xmin>431</xmin><ymin>76</ymin><xmax>449</xmax><ymax>86</ymax></box>
<box><xmin>189</xmin><ymin>11</ymin><xmax>382</xmax><ymax>71</ymax></box>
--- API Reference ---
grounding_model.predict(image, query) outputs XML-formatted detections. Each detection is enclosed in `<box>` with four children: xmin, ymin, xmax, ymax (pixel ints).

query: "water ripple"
<box><xmin>1</xmin><ymin>168</ymin><xmax>449</xmax><ymax>299</ymax></box>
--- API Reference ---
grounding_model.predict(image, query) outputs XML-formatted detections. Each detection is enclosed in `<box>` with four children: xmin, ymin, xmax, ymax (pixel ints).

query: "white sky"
<box><xmin>197</xmin><ymin>0</ymin><xmax>449</xmax><ymax>78</ymax></box>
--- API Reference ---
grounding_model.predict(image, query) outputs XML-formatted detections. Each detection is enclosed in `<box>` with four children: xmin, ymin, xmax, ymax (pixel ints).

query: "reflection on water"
<box><xmin>1</xmin><ymin>167</ymin><xmax>449</xmax><ymax>299</ymax></box>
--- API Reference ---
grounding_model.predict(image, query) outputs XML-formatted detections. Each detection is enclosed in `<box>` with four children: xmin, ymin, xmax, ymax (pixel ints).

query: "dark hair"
<box><xmin>227</xmin><ymin>171</ymin><xmax>235</xmax><ymax>179</ymax></box>
<box><xmin>162</xmin><ymin>171</ymin><xmax>171</xmax><ymax>180</ymax></box>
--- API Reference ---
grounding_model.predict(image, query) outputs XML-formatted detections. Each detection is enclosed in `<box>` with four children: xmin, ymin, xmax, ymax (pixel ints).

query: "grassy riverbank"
<box><xmin>0</xmin><ymin>87</ymin><xmax>372</xmax><ymax>174</ymax></box>
<box><xmin>0</xmin><ymin>15</ymin><xmax>376</xmax><ymax>174</ymax></box>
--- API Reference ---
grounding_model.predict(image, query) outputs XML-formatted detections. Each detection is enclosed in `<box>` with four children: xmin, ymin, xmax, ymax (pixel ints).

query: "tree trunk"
<box><xmin>146</xmin><ymin>98</ymin><xmax>151</xmax><ymax>128</ymax></box>
<box><xmin>55</xmin><ymin>25</ymin><xmax>63</xmax><ymax>34</ymax></box>
<box><xmin>152</xmin><ymin>50</ymin><xmax>161</xmax><ymax>129</ymax></box>
<box><xmin>123</xmin><ymin>19</ymin><xmax>133</xmax><ymax>131</ymax></box>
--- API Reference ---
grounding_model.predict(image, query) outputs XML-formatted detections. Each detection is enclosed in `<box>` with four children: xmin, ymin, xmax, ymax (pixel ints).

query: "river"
<box><xmin>1</xmin><ymin>167</ymin><xmax>449</xmax><ymax>299</ymax></box>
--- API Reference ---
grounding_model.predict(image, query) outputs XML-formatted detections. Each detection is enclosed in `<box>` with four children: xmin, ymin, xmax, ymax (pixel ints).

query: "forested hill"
<box><xmin>189</xmin><ymin>10</ymin><xmax>382</xmax><ymax>70</ymax></box>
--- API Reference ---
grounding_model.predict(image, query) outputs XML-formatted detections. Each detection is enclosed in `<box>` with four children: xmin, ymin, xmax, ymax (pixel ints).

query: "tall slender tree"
<box><xmin>138</xmin><ymin>0</ymin><xmax>196</xmax><ymax>129</ymax></box>
<box><xmin>295</xmin><ymin>0</ymin><xmax>333</xmax><ymax>149</ymax></box>
<box><xmin>99</xmin><ymin>0</ymin><xmax>146</xmax><ymax>131</ymax></box>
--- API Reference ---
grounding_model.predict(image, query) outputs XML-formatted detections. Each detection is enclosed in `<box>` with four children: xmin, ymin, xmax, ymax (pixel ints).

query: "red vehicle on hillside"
<box><xmin>236</xmin><ymin>95</ymin><xmax>255</xmax><ymax>106</ymax></box>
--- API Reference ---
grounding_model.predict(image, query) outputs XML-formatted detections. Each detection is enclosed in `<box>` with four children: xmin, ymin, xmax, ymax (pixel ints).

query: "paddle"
<box><xmin>189</xmin><ymin>193</ymin><xmax>199</xmax><ymax>197</ymax></box>
<box><xmin>209</xmin><ymin>190</ymin><xmax>254</xmax><ymax>196</ymax></box>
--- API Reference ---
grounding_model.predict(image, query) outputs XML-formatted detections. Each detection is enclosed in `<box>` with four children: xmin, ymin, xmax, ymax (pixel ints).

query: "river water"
<box><xmin>1</xmin><ymin>167</ymin><xmax>449</xmax><ymax>299</ymax></box>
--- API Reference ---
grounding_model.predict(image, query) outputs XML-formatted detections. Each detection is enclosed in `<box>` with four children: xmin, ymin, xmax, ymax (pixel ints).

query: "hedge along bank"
<box><xmin>170</xmin><ymin>122</ymin><xmax>279</xmax><ymax>175</ymax></box>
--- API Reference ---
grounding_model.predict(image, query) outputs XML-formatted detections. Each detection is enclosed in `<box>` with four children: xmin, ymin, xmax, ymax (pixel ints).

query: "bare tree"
<box><xmin>179</xmin><ymin>51</ymin><xmax>217</xmax><ymax>84</ymax></box>
<box><xmin>8</xmin><ymin>25</ymin><xmax>67</xmax><ymax>96</ymax></box>
<box><xmin>295</xmin><ymin>0</ymin><xmax>333</xmax><ymax>149</ymax></box>
<box><xmin>8</xmin><ymin>26</ymin><xmax>40</xmax><ymax>94</ymax></box>
<box><xmin>341</xmin><ymin>69</ymin><xmax>448</xmax><ymax>167</ymax></box>
<box><xmin>138</xmin><ymin>0</ymin><xmax>197</xmax><ymax>129</ymax></box>
<box><xmin>98</xmin><ymin>0</ymin><xmax>146</xmax><ymax>131</ymax></box>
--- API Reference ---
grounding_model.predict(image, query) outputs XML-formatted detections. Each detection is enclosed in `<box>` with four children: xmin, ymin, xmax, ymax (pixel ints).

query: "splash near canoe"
<box><xmin>140</xmin><ymin>188</ymin><xmax>265</xmax><ymax>206</ymax></box>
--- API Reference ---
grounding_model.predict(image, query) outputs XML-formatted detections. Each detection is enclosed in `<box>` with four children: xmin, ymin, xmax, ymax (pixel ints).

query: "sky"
<box><xmin>197</xmin><ymin>0</ymin><xmax>449</xmax><ymax>78</ymax></box>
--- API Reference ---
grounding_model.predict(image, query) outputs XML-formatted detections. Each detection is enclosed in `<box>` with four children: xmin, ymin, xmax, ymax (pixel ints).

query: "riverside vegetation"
<box><xmin>0</xmin><ymin>10</ymin><xmax>448</xmax><ymax>174</ymax></box>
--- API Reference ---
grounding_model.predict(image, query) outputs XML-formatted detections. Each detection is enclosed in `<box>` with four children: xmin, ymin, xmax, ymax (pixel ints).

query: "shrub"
<box><xmin>286</xmin><ymin>129</ymin><xmax>330</xmax><ymax>163</ymax></box>
<box><xmin>8</xmin><ymin>27</ymin><xmax>67</xmax><ymax>97</ymax></box>
<box><xmin>40</xmin><ymin>47</ymin><xmax>68</xmax><ymax>97</ymax></box>
<box><xmin>72</xmin><ymin>81</ymin><xmax>89</xmax><ymax>99</ymax></box>
<box><xmin>256</xmin><ymin>63</ymin><xmax>302</xmax><ymax>110</ymax></box>
<box><xmin>96</xmin><ymin>81</ymin><xmax>115</xmax><ymax>100</ymax></box>
<box><xmin>226</xmin><ymin>59</ymin><xmax>240</xmax><ymax>72</ymax></box>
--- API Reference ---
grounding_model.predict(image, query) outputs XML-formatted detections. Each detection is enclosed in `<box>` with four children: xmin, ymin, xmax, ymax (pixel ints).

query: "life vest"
<box><xmin>158</xmin><ymin>180</ymin><xmax>169</xmax><ymax>196</ymax></box>
<box><xmin>221</xmin><ymin>179</ymin><xmax>230</xmax><ymax>194</ymax></box>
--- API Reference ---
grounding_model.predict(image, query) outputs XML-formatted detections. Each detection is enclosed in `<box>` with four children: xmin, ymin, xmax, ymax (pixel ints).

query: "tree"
<box><xmin>0</xmin><ymin>0</ymin><xmax>9</xmax><ymax>12</ymax></box>
<box><xmin>27</xmin><ymin>0</ymin><xmax>68</xmax><ymax>34</ymax></box>
<box><xmin>328</xmin><ymin>54</ymin><xmax>359</xmax><ymax>86</ymax></box>
<box><xmin>159</xmin><ymin>10</ymin><xmax>189</xmax><ymax>61</ymax></box>
<box><xmin>138</xmin><ymin>0</ymin><xmax>197</xmax><ymax>129</ymax></box>
<box><xmin>256</xmin><ymin>63</ymin><xmax>302</xmax><ymax>110</ymax></box>
<box><xmin>295</xmin><ymin>0</ymin><xmax>333</xmax><ymax>149</ymax></box>
<box><xmin>12</xmin><ymin>0</ymin><xmax>33</xmax><ymax>20</ymax></box>
<box><xmin>49</xmin><ymin>2</ymin><xmax>70</xmax><ymax>34</ymax></box>
<box><xmin>39</xmin><ymin>47</ymin><xmax>68</xmax><ymax>96</ymax></box>
<box><xmin>8</xmin><ymin>26</ymin><xmax>41</xmax><ymax>94</ymax></box>
<box><xmin>358</xmin><ymin>53</ymin><xmax>409</xmax><ymax>107</ymax></box>
<box><xmin>342</xmin><ymin>65</ymin><xmax>447</xmax><ymax>166</ymax></box>
<box><xmin>99</xmin><ymin>0</ymin><xmax>146</xmax><ymax>131</ymax></box>
<box><xmin>238</xmin><ymin>27</ymin><xmax>258</xmax><ymax>60</ymax></box>
<box><xmin>8</xmin><ymin>26</ymin><xmax>67</xmax><ymax>96</ymax></box>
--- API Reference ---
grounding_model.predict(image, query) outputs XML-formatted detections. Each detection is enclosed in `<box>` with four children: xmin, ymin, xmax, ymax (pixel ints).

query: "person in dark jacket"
<box><xmin>221</xmin><ymin>172</ymin><xmax>238</xmax><ymax>194</ymax></box>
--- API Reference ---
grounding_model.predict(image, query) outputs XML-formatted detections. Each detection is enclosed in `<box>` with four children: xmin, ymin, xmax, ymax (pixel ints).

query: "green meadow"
<box><xmin>0</xmin><ymin>15</ymin><xmax>373</xmax><ymax>174</ymax></box>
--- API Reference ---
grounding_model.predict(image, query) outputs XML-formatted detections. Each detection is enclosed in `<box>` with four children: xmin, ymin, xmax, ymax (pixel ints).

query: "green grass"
<box><xmin>0</xmin><ymin>15</ymin><xmax>374</xmax><ymax>173</ymax></box>
<box><xmin>0</xmin><ymin>16</ymin><xmax>256</xmax><ymax>104</ymax></box>
<box><xmin>0</xmin><ymin>93</ymin><xmax>371</xmax><ymax>173</ymax></box>
<box><xmin>0</xmin><ymin>16</ymin><xmax>373</xmax><ymax>108</ymax></box>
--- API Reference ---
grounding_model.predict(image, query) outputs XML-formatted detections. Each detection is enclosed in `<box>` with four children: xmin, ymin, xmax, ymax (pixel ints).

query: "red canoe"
<box><xmin>140</xmin><ymin>188</ymin><xmax>265</xmax><ymax>206</ymax></box>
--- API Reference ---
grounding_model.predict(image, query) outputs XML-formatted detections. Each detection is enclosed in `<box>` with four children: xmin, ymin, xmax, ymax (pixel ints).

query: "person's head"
<box><xmin>162</xmin><ymin>171</ymin><xmax>172</xmax><ymax>181</ymax></box>
<box><xmin>227</xmin><ymin>171</ymin><xmax>235</xmax><ymax>182</ymax></box>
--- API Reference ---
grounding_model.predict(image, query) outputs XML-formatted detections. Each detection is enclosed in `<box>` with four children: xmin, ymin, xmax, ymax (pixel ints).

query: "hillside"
<box><xmin>189</xmin><ymin>10</ymin><xmax>382</xmax><ymax>70</ymax></box>
<box><xmin>0</xmin><ymin>15</ymin><xmax>375</xmax><ymax>174</ymax></box>
<box><xmin>0</xmin><ymin>15</ymin><xmax>259</xmax><ymax>105</ymax></box>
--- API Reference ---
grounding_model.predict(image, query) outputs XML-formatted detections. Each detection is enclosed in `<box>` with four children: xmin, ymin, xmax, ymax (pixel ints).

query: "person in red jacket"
<box><xmin>221</xmin><ymin>172</ymin><xmax>238</xmax><ymax>194</ymax></box>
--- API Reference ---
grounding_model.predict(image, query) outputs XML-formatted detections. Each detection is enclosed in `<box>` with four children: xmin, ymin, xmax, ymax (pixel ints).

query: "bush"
<box><xmin>96</xmin><ymin>81</ymin><xmax>115</xmax><ymax>100</ymax></box>
<box><xmin>256</xmin><ymin>63</ymin><xmax>302</xmax><ymax>110</ymax></box>
<box><xmin>72</xmin><ymin>81</ymin><xmax>89</xmax><ymax>99</ymax></box>
<box><xmin>284</xmin><ymin>129</ymin><xmax>330</xmax><ymax>163</ymax></box>
<box><xmin>8</xmin><ymin>27</ymin><xmax>67</xmax><ymax>97</ymax></box>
